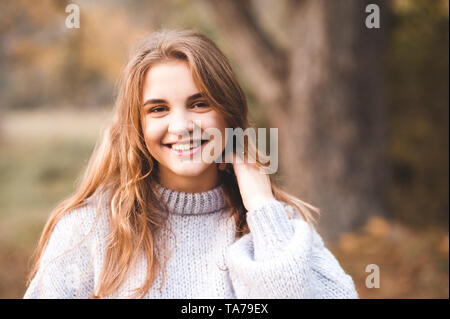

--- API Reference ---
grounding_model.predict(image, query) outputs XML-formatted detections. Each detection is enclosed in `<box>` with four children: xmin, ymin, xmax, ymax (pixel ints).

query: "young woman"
<box><xmin>24</xmin><ymin>29</ymin><xmax>358</xmax><ymax>299</ymax></box>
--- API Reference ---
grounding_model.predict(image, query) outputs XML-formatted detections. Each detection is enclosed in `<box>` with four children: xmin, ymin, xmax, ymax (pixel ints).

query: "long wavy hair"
<box><xmin>26</xmin><ymin>29</ymin><xmax>319</xmax><ymax>298</ymax></box>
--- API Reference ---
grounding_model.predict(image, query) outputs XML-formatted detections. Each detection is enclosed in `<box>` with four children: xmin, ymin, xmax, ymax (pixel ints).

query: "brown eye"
<box><xmin>191</xmin><ymin>101</ymin><xmax>209</xmax><ymax>109</ymax></box>
<box><xmin>150</xmin><ymin>106</ymin><xmax>168</xmax><ymax>113</ymax></box>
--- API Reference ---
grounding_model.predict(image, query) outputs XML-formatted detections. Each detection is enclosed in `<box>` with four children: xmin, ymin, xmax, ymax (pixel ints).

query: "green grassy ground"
<box><xmin>0</xmin><ymin>108</ymin><xmax>109</xmax><ymax>298</ymax></box>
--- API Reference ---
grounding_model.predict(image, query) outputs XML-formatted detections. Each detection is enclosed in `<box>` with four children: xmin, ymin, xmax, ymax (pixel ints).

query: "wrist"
<box><xmin>246</xmin><ymin>194</ymin><xmax>276</xmax><ymax>212</ymax></box>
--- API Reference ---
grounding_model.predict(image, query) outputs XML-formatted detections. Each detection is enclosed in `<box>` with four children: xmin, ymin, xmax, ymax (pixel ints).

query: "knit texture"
<box><xmin>24</xmin><ymin>183</ymin><xmax>359</xmax><ymax>299</ymax></box>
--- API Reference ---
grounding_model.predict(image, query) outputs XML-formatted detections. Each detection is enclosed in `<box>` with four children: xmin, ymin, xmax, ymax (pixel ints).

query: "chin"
<box><xmin>168</xmin><ymin>162</ymin><xmax>211</xmax><ymax>177</ymax></box>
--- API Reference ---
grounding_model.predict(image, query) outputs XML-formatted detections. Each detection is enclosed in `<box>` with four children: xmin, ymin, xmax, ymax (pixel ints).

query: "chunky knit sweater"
<box><xmin>24</xmin><ymin>182</ymin><xmax>358</xmax><ymax>299</ymax></box>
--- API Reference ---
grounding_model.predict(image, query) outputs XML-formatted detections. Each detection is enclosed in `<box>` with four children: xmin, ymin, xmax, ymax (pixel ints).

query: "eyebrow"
<box><xmin>143</xmin><ymin>93</ymin><xmax>205</xmax><ymax>108</ymax></box>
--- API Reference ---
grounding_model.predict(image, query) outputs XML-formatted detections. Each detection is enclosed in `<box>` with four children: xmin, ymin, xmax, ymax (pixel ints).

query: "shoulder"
<box><xmin>49</xmin><ymin>191</ymin><xmax>111</xmax><ymax>254</ymax></box>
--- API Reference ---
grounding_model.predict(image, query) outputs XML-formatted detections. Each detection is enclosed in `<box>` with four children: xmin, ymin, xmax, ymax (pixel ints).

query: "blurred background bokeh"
<box><xmin>0</xmin><ymin>0</ymin><xmax>448</xmax><ymax>298</ymax></box>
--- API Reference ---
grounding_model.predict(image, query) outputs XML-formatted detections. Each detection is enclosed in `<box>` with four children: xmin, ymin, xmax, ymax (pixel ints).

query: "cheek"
<box><xmin>204</xmin><ymin>113</ymin><xmax>227</xmax><ymax>137</ymax></box>
<box><xmin>143</xmin><ymin>120</ymin><xmax>165</xmax><ymax>152</ymax></box>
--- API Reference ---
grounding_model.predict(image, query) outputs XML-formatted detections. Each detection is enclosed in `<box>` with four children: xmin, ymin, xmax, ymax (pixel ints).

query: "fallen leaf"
<box><xmin>365</xmin><ymin>216</ymin><xmax>390</xmax><ymax>238</ymax></box>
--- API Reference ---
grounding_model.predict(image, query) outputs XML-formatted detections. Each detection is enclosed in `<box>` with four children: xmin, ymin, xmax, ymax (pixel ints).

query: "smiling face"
<box><xmin>141</xmin><ymin>60</ymin><xmax>228</xmax><ymax>192</ymax></box>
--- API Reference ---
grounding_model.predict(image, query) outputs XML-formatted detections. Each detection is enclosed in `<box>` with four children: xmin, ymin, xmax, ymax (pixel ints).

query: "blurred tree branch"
<box><xmin>208</xmin><ymin>0</ymin><xmax>288</xmax><ymax>114</ymax></box>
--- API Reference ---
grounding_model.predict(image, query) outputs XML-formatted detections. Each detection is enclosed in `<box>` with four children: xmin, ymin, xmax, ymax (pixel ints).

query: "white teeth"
<box><xmin>171</xmin><ymin>140</ymin><xmax>201</xmax><ymax>151</ymax></box>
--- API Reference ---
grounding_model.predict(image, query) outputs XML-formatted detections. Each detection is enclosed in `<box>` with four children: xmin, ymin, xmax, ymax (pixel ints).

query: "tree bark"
<box><xmin>207</xmin><ymin>0</ymin><xmax>388</xmax><ymax>241</ymax></box>
<box><xmin>287</xmin><ymin>0</ymin><xmax>388</xmax><ymax>240</ymax></box>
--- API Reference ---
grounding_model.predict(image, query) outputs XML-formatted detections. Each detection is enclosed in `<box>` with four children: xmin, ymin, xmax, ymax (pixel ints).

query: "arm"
<box><xmin>226</xmin><ymin>200</ymin><xmax>359</xmax><ymax>299</ymax></box>
<box><xmin>23</xmin><ymin>206</ymin><xmax>98</xmax><ymax>299</ymax></box>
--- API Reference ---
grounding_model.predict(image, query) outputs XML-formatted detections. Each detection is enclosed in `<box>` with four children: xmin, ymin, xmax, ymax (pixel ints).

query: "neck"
<box><xmin>157</xmin><ymin>164</ymin><xmax>221</xmax><ymax>193</ymax></box>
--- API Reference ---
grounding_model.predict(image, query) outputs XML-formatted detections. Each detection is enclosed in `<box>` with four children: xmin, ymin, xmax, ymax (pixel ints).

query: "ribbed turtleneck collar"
<box><xmin>154</xmin><ymin>182</ymin><xmax>227</xmax><ymax>216</ymax></box>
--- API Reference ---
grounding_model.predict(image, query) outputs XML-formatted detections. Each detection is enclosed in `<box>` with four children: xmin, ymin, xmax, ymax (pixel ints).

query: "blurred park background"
<box><xmin>0</xmin><ymin>0</ymin><xmax>448</xmax><ymax>298</ymax></box>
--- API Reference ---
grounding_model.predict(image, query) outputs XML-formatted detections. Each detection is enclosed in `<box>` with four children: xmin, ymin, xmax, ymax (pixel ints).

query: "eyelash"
<box><xmin>149</xmin><ymin>102</ymin><xmax>209</xmax><ymax>113</ymax></box>
<box><xmin>150</xmin><ymin>106</ymin><xmax>168</xmax><ymax>113</ymax></box>
<box><xmin>191</xmin><ymin>102</ymin><xmax>209</xmax><ymax>109</ymax></box>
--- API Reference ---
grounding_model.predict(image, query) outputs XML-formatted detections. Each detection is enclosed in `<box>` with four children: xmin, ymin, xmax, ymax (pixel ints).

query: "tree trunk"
<box><xmin>286</xmin><ymin>0</ymin><xmax>388</xmax><ymax>240</ymax></box>
<box><xmin>207</xmin><ymin>0</ymin><xmax>388</xmax><ymax>241</ymax></box>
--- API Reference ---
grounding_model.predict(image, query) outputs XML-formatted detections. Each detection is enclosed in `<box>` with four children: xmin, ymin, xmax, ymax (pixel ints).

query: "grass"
<box><xmin>0</xmin><ymin>107</ymin><xmax>109</xmax><ymax>298</ymax></box>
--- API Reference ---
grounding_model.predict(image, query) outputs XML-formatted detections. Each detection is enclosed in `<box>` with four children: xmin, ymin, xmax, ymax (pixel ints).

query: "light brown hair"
<box><xmin>26</xmin><ymin>29</ymin><xmax>319</xmax><ymax>298</ymax></box>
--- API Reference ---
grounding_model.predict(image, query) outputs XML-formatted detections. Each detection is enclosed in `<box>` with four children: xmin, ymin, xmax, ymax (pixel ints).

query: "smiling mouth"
<box><xmin>162</xmin><ymin>139</ymin><xmax>210</xmax><ymax>152</ymax></box>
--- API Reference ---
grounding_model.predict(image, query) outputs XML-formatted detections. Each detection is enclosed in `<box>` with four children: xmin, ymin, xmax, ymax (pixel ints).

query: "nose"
<box><xmin>168</xmin><ymin>109</ymin><xmax>194</xmax><ymax>138</ymax></box>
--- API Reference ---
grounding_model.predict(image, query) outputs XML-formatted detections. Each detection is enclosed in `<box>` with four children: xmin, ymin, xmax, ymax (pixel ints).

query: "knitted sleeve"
<box><xmin>225</xmin><ymin>200</ymin><xmax>359</xmax><ymax>299</ymax></box>
<box><xmin>23</xmin><ymin>204</ymin><xmax>101</xmax><ymax>299</ymax></box>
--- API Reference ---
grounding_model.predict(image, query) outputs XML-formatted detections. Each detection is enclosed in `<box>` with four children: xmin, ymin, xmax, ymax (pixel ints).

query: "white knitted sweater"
<box><xmin>24</xmin><ymin>183</ymin><xmax>358</xmax><ymax>299</ymax></box>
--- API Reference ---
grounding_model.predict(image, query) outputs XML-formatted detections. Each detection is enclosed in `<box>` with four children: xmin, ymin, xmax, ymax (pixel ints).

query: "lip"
<box><xmin>164</xmin><ymin>139</ymin><xmax>202</xmax><ymax>145</ymax></box>
<box><xmin>163</xmin><ymin>140</ymin><xmax>209</xmax><ymax>157</ymax></box>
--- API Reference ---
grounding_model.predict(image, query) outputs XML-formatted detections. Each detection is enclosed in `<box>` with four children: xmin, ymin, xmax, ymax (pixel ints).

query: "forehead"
<box><xmin>142</xmin><ymin>60</ymin><xmax>200</xmax><ymax>100</ymax></box>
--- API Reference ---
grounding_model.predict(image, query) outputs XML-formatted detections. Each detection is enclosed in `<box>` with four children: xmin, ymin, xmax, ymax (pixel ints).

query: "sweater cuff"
<box><xmin>246</xmin><ymin>200</ymin><xmax>296</xmax><ymax>260</ymax></box>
